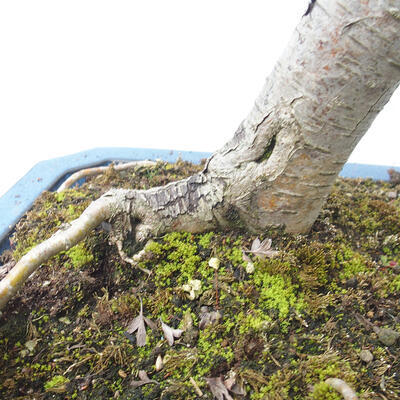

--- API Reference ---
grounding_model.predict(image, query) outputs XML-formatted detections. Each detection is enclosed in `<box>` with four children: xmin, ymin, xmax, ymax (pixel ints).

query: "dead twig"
<box><xmin>189</xmin><ymin>377</ymin><xmax>203</xmax><ymax>397</ymax></box>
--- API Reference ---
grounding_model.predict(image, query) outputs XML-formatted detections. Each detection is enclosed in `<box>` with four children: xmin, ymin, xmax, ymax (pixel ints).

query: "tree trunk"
<box><xmin>1</xmin><ymin>0</ymin><xmax>400</xmax><ymax>309</ymax></box>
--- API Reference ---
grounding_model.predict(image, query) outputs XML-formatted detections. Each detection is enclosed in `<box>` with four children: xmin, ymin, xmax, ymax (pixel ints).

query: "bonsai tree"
<box><xmin>1</xmin><ymin>0</ymin><xmax>400</xmax><ymax>309</ymax></box>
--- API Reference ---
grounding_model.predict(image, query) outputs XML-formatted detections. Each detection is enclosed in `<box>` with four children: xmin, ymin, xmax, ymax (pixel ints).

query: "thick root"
<box><xmin>0</xmin><ymin>194</ymin><xmax>119</xmax><ymax>310</ymax></box>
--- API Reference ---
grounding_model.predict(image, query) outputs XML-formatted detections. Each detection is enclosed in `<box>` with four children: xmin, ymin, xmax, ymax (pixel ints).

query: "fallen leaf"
<box><xmin>126</xmin><ymin>298</ymin><xmax>155</xmax><ymax>347</ymax></box>
<box><xmin>199</xmin><ymin>307</ymin><xmax>222</xmax><ymax>330</ymax></box>
<box><xmin>181</xmin><ymin>309</ymin><xmax>194</xmax><ymax>330</ymax></box>
<box><xmin>245</xmin><ymin>237</ymin><xmax>279</xmax><ymax>259</ymax></box>
<box><xmin>155</xmin><ymin>354</ymin><xmax>163</xmax><ymax>371</ymax></box>
<box><xmin>130</xmin><ymin>370</ymin><xmax>158</xmax><ymax>388</ymax></box>
<box><xmin>160</xmin><ymin>318</ymin><xmax>183</xmax><ymax>346</ymax></box>
<box><xmin>224</xmin><ymin>372</ymin><xmax>246</xmax><ymax>396</ymax></box>
<box><xmin>205</xmin><ymin>377</ymin><xmax>234</xmax><ymax>400</ymax></box>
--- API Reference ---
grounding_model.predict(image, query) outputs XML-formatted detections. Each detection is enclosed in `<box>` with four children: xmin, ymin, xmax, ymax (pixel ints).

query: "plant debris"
<box><xmin>160</xmin><ymin>318</ymin><xmax>183</xmax><ymax>346</ymax></box>
<box><xmin>244</xmin><ymin>237</ymin><xmax>279</xmax><ymax>259</ymax></box>
<box><xmin>126</xmin><ymin>298</ymin><xmax>156</xmax><ymax>347</ymax></box>
<box><xmin>205</xmin><ymin>376</ymin><xmax>234</xmax><ymax>400</ymax></box>
<box><xmin>130</xmin><ymin>370</ymin><xmax>159</xmax><ymax>388</ymax></box>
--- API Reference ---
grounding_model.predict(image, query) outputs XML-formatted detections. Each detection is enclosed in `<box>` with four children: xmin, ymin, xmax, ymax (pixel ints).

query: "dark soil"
<box><xmin>0</xmin><ymin>160</ymin><xmax>399</xmax><ymax>399</ymax></box>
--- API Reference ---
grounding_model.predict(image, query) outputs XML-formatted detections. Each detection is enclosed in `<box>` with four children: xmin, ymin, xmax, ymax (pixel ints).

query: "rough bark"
<box><xmin>1</xmin><ymin>0</ymin><xmax>400</xmax><ymax>310</ymax></box>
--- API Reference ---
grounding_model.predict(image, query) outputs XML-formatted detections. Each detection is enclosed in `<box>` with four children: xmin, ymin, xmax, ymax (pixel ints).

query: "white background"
<box><xmin>0</xmin><ymin>1</ymin><xmax>399</xmax><ymax>197</ymax></box>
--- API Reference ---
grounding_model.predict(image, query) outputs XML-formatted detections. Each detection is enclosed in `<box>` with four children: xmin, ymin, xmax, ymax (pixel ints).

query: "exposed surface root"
<box><xmin>57</xmin><ymin>161</ymin><xmax>157</xmax><ymax>192</ymax></box>
<box><xmin>325</xmin><ymin>378</ymin><xmax>358</xmax><ymax>400</ymax></box>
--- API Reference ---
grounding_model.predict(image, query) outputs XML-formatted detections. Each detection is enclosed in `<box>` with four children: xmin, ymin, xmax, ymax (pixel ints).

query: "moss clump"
<box><xmin>336</xmin><ymin>244</ymin><xmax>370</xmax><ymax>280</ymax></box>
<box><xmin>253</xmin><ymin>269</ymin><xmax>303</xmax><ymax>323</ymax></box>
<box><xmin>64</xmin><ymin>242</ymin><xmax>94</xmax><ymax>269</ymax></box>
<box><xmin>389</xmin><ymin>274</ymin><xmax>400</xmax><ymax>293</ymax></box>
<box><xmin>44</xmin><ymin>375</ymin><xmax>70</xmax><ymax>392</ymax></box>
<box><xmin>145</xmin><ymin>232</ymin><xmax>223</xmax><ymax>295</ymax></box>
<box><xmin>310</xmin><ymin>382</ymin><xmax>342</xmax><ymax>400</ymax></box>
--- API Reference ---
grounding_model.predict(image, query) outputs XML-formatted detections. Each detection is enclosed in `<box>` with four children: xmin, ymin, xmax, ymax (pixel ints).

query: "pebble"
<box><xmin>345</xmin><ymin>277</ymin><xmax>358</xmax><ymax>288</ymax></box>
<box><xmin>375</xmin><ymin>327</ymin><xmax>400</xmax><ymax>346</ymax></box>
<box><xmin>359</xmin><ymin>349</ymin><xmax>373</xmax><ymax>363</ymax></box>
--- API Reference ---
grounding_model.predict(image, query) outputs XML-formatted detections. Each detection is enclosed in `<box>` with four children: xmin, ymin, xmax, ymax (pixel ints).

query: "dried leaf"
<box><xmin>223</xmin><ymin>377</ymin><xmax>236</xmax><ymax>390</ymax></box>
<box><xmin>205</xmin><ymin>377</ymin><xmax>234</xmax><ymax>400</ymax></box>
<box><xmin>229</xmin><ymin>383</ymin><xmax>246</xmax><ymax>396</ymax></box>
<box><xmin>130</xmin><ymin>370</ymin><xmax>158</xmax><ymax>388</ymax></box>
<box><xmin>246</xmin><ymin>237</ymin><xmax>279</xmax><ymax>259</ymax></box>
<box><xmin>199</xmin><ymin>307</ymin><xmax>222</xmax><ymax>330</ymax></box>
<box><xmin>155</xmin><ymin>354</ymin><xmax>163</xmax><ymax>371</ymax></box>
<box><xmin>241</xmin><ymin>251</ymin><xmax>252</xmax><ymax>264</ymax></box>
<box><xmin>25</xmin><ymin>339</ymin><xmax>39</xmax><ymax>352</ymax></box>
<box><xmin>126</xmin><ymin>298</ymin><xmax>155</xmax><ymax>347</ymax></box>
<box><xmin>138</xmin><ymin>370</ymin><xmax>150</xmax><ymax>380</ymax></box>
<box><xmin>143</xmin><ymin>316</ymin><xmax>157</xmax><ymax>331</ymax></box>
<box><xmin>160</xmin><ymin>318</ymin><xmax>183</xmax><ymax>346</ymax></box>
<box><xmin>251</xmin><ymin>237</ymin><xmax>262</xmax><ymax>252</ymax></box>
<box><xmin>241</xmin><ymin>250</ymin><xmax>255</xmax><ymax>273</ymax></box>
<box><xmin>223</xmin><ymin>372</ymin><xmax>246</xmax><ymax>396</ymax></box>
<box><xmin>208</xmin><ymin>257</ymin><xmax>220</xmax><ymax>270</ymax></box>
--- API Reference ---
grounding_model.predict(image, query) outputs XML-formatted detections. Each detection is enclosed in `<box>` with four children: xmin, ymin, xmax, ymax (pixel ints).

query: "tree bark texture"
<box><xmin>128</xmin><ymin>0</ymin><xmax>400</xmax><ymax>235</ymax></box>
<box><xmin>207</xmin><ymin>0</ymin><xmax>400</xmax><ymax>233</ymax></box>
<box><xmin>1</xmin><ymin>0</ymin><xmax>400</xmax><ymax>309</ymax></box>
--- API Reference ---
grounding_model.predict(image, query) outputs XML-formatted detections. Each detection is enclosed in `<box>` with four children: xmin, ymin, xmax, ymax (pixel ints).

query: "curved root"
<box><xmin>0</xmin><ymin>193</ymin><xmax>120</xmax><ymax>310</ymax></box>
<box><xmin>57</xmin><ymin>160</ymin><xmax>157</xmax><ymax>192</ymax></box>
<box><xmin>325</xmin><ymin>378</ymin><xmax>358</xmax><ymax>400</ymax></box>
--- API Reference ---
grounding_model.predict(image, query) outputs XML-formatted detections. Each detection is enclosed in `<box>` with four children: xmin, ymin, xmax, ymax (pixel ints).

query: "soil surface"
<box><xmin>0</xmin><ymin>160</ymin><xmax>399</xmax><ymax>399</ymax></box>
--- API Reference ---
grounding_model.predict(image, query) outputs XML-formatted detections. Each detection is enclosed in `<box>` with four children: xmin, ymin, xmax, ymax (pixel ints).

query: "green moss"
<box><xmin>145</xmin><ymin>232</ymin><xmax>213</xmax><ymax>287</ymax></box>
<box><xmin>235</xmin><ymin>310</ymin><xmax>272</xmax><ymax>334</ymax></box>
<box><xmin>44</xmin><ymin>375</ymin><xmax>70</xmax><ymax>391</ymax></box>
<box><xmin>389</xmin><ymin>274</ymin><xmax>400</xmax><ymax>293</ymax></box>
<box><xmin>336</xmin><ymin>245</ymin><xmax>370</xmax><ymax>280</ymax></box>
<box><xmin>197</xmin><ymin>232</ymin><xmax>214</xmax><ymax>248</ymax></box>
<box><xmin>253</xmin><ymin>267</ymin><xmax>304</xmax><ymax>324</ymax></box>
<box><xmin>310</xmin><ymin>382</ymin><xmax>341</xmax><ymax>400</ymax></box>
<box><xmin>64</xmin><ymin>242</ymin><xmax>94</xmax><ymax>268</ymax></box>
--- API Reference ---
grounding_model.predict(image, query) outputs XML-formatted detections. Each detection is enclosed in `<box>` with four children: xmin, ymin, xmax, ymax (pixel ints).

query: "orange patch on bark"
<box><xmin>323</xmin><ymin>65</ymin><xmax>330</xmax><ymax>71</ymax></box>
<box><xmin>257</xmin><ymin>193</ymin><xmax>277</xmax><ymax>210</ymax></box>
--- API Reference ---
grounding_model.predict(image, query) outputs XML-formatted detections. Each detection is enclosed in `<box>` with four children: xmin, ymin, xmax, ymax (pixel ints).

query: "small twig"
<box><xmin>326</xmin><ymin>333</ymin><xmax>337</xmax><ymax>351</ymax></box>
<box><xmin>214</xmin><ymin>271</ymin><xmax>219</xmax><ymax>309</ymax></box>
<box><xmin>57</xmin><ymin>160</ymin><xmax>157</xmax><ymax>192</ymax></box>
<box><xmin>189</xmin><ymin>377</ymin><xmax>203</xmax><ymax>397</ymax></box>
<box><xmin>64</xmin><ymin>355</ymin><xmax>93</xmax><ymax>375</ymax></box>
<box><xmin>268</xmin><ymin>351</ymin><xmax>282</xmax><ymax>368</ymax></box>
